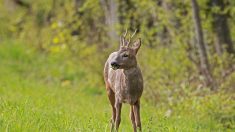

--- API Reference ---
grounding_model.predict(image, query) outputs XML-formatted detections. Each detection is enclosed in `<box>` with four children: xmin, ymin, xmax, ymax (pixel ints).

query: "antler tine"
<box><xmin>127</xmin><ymin>29</ymin><xmax>137</xmax><ymax>47</ymax></box>
<box><xmin>122</xmin><ymin>28</ymin><xmax>128</xmax><ymax>46</ymax></box>
<box><xmin>131</xmin><ymin>29</ymin><xmax>137</xmax><ymax>38</ymax></box>
<box><xmin>123</xmin><ymin>28</ymin><xmax>128</xmax><ymax>37</ymax></box>
<box><xmin>122</xmin><ymin>36</ymin><xmax>125</xmax><ymax>46</ymax></box>
<box><xmin>120</xmin><ymin>36</ymin><xmax>123</xmax><ymax>46</ymax></box>
<box><xmin>127</xmin><ymin>33</ymin><xmax>131</xmax><ymax>47</ymax></box>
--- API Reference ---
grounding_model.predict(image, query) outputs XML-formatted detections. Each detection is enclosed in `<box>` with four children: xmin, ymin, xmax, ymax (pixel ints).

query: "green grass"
<box><xmin>0</xmin><ymin>40</ymin><xmax>233</xmax><ymax>131</ymax></box>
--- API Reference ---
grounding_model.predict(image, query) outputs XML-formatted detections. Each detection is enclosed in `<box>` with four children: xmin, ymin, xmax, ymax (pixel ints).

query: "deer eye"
<box><xmin>123</xmin><ymin>54</ymin><xmax>129</xmax><ymax>58</ymax></box>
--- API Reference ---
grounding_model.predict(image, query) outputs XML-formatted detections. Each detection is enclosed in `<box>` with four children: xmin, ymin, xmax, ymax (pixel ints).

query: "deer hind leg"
<box><xmin>106</xmin><ymin>86</ymin><xmax>116</xmax><ymax>132</ymax></box>
<box><xmin>133</xmin><ymin>100</ymin><xmax>141</xmax><ymax>131</ymax></box>
<box><xmin>115</xmin><ymin>101</ymin><xmax>122</xmax><ymax>131</ymax></box>
<box><xmin>130</xmin><ymin>106</ymin><xmax>137</xmax><ymax>132</ymax></box>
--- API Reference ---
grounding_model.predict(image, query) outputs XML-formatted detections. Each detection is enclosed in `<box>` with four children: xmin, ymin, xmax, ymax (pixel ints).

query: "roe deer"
<box><xmin>104</xmin><ymin>29</ymin><xmax>143</xmax><ymax>132</ymax></box>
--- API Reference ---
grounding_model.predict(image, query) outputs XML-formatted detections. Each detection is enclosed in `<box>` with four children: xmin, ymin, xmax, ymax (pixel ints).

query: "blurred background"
<box><xmin>0</xmin><ymin>0</ymin><xmax>235</xmax><ymax>131</ymax></box>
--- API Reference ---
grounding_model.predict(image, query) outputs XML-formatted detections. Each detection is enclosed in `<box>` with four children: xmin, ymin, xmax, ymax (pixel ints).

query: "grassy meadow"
<box><xmin>0</xmin><ymin>40</ymin><xmax>233</xmax><ymax>132</ymax></box>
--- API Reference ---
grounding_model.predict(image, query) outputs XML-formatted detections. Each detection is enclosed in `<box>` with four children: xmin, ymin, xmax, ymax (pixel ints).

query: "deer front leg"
<box><xmin>133</xmin><ymin>100</ymin><xmax>141</xmax><ymax>131</ymax></box>
<box><xmin>130</xmin><ymin>106</ymin><xmax>137</xmax><ymax>132</ymax></box>
<box><xmin>106</xmin><ymin>88</ymin><xmax>116</xmax><ymax>132</ymax></box>
<box><xmin>115</xmin><ymin>101</ymin><xmax>122</xmax><ymax>131</ymax></box>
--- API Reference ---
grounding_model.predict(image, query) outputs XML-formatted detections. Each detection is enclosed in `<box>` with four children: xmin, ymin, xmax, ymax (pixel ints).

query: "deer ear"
<box><xmin>132</xmin><ymin>38</ymin><xmax>141</xmax><ymax>54</ymax></box>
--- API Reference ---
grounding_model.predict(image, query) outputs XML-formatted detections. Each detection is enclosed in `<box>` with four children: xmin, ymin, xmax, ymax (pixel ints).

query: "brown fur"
<box><xmin>104</xmin><ymin>30</ymin><xmax>143</xmax><ymax>132</ymax></box>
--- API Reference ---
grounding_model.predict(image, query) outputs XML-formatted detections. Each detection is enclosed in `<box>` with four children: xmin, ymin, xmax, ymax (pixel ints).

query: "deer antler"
<box><xmin>131</xmin><ymin>29</ymin><xmax>137</xmax><ymax>38</ymax></box>
<box><xmin>120</xmin><ymin>29</ymin><xmax>138</xmax><ymax>47</ymax></box>
<box><xmin>121</xmin><ymin>29</ymin><xmax>128</xmax><ymax>46</ymax></box>
<box><xmin>126</xmin><ymin>29</ymin><xmax>137</xmax><ymax>47</ymax></box>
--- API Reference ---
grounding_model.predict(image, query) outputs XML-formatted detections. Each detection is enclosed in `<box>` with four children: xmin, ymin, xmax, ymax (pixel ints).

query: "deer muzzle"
<box><xmin>111</xmin><ymin>62</ymin><xmax>120</xmax><ymax>70</ymax></box>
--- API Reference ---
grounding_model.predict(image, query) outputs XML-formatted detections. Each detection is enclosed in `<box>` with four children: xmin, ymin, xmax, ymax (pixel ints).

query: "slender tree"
<box><xmin>100</xmin><ymin>0</ymin><xmax>118</xmax><ymax>44</ymax></box>
<box><xmin>191</xmin><ymin>0</ymin><xmax>216</xmax><ymax>90</ymax></box>
<box><xmin>208</xmin><ymin>0</ymin><xmax>234</xmax><ymax>55</ymax></box>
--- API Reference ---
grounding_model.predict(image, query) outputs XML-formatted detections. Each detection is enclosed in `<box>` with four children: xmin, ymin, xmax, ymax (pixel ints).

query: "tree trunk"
<box><xmin>191</xmin><ymin>0</ymin><xmax>216</xmax><ymax>90</ymax></box>
<box><xmin>209</xmin><ymin>0</ymin><xmax>234</xmax><ymax>55</ymax></box>
<box><xmin>100</xmin><ymin>0</ymin><xmax>118</xmax><ymax>44</ymax></box>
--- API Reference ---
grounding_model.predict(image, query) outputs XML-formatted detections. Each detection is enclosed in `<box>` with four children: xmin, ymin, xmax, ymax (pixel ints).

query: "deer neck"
<box><xmin>123</xmin><ymin>66</ymin><xmax>138</xmax><ymax>77</ymax></box>
<box><xmin>122</xmin><ymin>66</ymin><xmax>142</xmax><ymax>90</ymax></box>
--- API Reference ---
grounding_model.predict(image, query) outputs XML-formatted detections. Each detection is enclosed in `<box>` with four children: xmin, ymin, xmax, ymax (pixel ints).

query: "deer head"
<box><xmin>110</xmin><ymin>29</ymin><xmax>141</xmax><ymax>70</ymax></box>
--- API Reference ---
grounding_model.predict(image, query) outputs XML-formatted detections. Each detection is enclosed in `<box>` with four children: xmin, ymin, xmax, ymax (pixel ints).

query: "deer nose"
<box><xmin>111</xmin><ymin>62</ymin><xmax>119</xmax><ymax>67</ymax></box>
